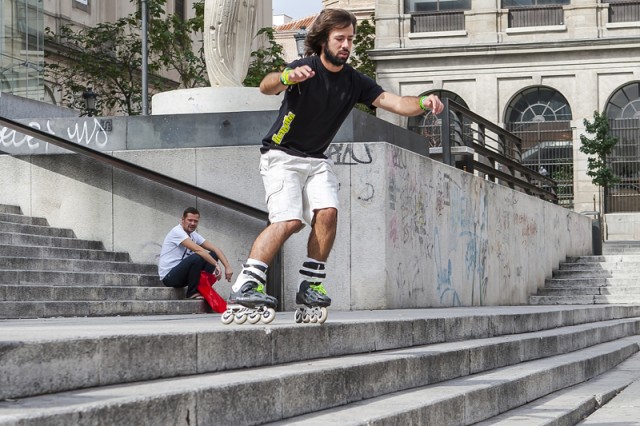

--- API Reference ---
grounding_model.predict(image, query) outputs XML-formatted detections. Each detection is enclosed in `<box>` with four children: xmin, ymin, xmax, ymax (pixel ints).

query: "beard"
<box><xmin>323</xmin><ymin>45</ymin><xmax>350</xmax><ymax>67</ymax></box>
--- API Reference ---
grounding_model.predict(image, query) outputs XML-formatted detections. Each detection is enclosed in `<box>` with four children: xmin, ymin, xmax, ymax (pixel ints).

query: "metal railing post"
<box><xmin>441</xmin><ymin>98</ymin><xmax>453</xmax><ymax>166</ymax></box>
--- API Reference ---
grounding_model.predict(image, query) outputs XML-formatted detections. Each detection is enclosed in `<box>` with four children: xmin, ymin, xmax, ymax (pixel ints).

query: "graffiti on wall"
<box><xmin>326</xmin><ymin>143</ymin><xmax>373</xmax><ymax>165</ymax></box>
<box><xmin>0</xmin><ymin>118</ymin><xmax>110</xmax><ymax>153</ymax></box>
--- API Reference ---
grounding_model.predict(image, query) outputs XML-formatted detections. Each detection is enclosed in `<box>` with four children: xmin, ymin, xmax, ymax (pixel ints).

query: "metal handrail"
<box><xmin>0</xmin><ymin>115</ymin><xmax>284</xmax><ymax>307</ymax></box>
<box><xmin>440</xmin><ymin>99</ymin><xmax>558</xmax><ymax>203</ymax></box>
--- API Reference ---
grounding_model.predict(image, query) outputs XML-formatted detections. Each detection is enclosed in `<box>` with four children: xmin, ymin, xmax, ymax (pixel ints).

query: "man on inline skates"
<box><xmin>226</xmin><ymin>8</ymin><xmax>444</xmax><ymax>324</ymax></box>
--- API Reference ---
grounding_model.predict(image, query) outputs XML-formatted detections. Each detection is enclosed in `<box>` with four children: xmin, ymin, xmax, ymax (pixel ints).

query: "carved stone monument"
<box><xmin>204</xmin><ymin>0</ymin><xmax>256</xmax><ymax>87</ymax></box>
<box><xmin>152</xmin><ymin>0</ymin><xmax>280</xmax><ymax>115</ymax></box>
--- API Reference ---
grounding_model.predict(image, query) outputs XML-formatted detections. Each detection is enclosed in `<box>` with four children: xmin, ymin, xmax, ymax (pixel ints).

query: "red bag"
<box><xmin>197</xmin><ymin>271</ymin><xmax>227</xmax><ymax>313</ymax></box>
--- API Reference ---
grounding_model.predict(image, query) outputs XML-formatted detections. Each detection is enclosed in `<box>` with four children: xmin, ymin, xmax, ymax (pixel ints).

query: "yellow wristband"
<box><xmin>279</xmin><ymin>68</ymin><xmax>297</xmax><ymax>86</ymax></box>
<box><xmin>419</xmin><ymin>96</ymin><xmax>429</xmax><ymax>111</ymax></box>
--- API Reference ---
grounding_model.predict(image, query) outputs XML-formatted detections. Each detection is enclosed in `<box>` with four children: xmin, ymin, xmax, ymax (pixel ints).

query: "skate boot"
<box><xmin>221</xmin><ymin>265</ymin><xmax>278</xmax><ymax>325</ymax></box>
<box><xmin>294</xmin><ymin>280</ymin><xmax>331</xmax><ymax>324</ymax></box>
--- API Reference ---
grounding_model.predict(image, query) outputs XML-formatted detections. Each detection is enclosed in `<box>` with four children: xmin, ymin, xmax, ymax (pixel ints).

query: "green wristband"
<box><xmin>419</xmin><ymin>96</ymin><xmax>429</xmax><ymax>111</ymax></box>
<box><xmin>280</xmin><ymin>68</ymin><xmax>297</xmax><ymax>86</ymax></box>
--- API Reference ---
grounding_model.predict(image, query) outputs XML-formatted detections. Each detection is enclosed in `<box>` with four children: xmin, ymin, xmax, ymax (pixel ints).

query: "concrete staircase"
<box><xmin>530</xmin><ymin>241</ymin><xmax>640</xmax><ymax>305</ymax></box>
<box><xmin>2</xmin><ymin>202</ymin><xmax>639</xmax><ymax>424</ymax></box>
<box><xmin>0</xmin><ymin>306</ymin><xmax>639</xmax><ymax>425</ymax></box>
<box><xmin>0</xmin><ymin>203</ymin><xmax>208</xmax><ymax>318</ymax></box>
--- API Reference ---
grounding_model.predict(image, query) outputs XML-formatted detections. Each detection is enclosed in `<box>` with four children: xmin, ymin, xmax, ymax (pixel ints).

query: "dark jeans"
<box><xmin>162</xmin><ymin>251</ymin><xmax>218</xmax><ymax>298</ymax></box>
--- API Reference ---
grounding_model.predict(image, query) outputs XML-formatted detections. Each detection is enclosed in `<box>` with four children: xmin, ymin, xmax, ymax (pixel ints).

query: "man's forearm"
<box><xmin>260</xmin><ymin>72</ymin><xmax>286</xmax><ymax>95</ymax></box>
<box><xmin>195</xmin><ymin>249</ymin><xmax>218</xmax><ymax>268</ymax></box>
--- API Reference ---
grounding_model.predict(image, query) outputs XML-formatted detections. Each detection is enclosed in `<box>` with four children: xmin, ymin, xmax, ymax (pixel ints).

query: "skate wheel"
<box><xmin>221</xmin><ymin>310</ymin><xmax>234</xmax><ymax>325</ymax></box>
<box><xmin>234</xmin><ymin>310</ymin><xmax>248</xmax><ymax>324</ymax></box>
<box><xmin>310</xmin><ymin>313</ymin><xmax>318</xmax><ymax>323</ymax></box>
<box><xmin>248</xmin><ymin>310</ymin><xmax>261</xmax><ymax>324</ymax></box>
<box><xmin>294</xmin><ymin>309</ymin><xmax>303</xmax><ymax>324</ymax></box>
<box><xmin>302</xmin><ymin>312</ymin><xmax>311</xmax><ymax>323</ymax></box>
<box><xmin>317</xmin><ymin>307</ymin><xmax>328</xmax><ymax>324</ymax></box>
<box><xmin>261</xmin><ymin>308</ymin><xmax>276</xmax><ymax>324</ymax></box>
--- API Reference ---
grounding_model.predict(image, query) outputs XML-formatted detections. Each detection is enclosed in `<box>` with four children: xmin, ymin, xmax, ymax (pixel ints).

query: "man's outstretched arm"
<box><xmin>372</xmin><ymin>92</ymin><xmax>444</xmax><ymax>117</ymax></box>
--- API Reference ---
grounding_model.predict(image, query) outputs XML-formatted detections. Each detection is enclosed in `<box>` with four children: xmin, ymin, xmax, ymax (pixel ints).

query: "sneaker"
<box><xmin>188</xmin><ymin>292</ymin><xmax>204</xmax><ymax>300</ymax></box>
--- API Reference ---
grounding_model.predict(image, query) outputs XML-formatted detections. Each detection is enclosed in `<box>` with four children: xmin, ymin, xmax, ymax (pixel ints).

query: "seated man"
<box><xmin>158</xmin><ymin>207</ymin><xmax>233</xmax><ymax>299</ymax></box>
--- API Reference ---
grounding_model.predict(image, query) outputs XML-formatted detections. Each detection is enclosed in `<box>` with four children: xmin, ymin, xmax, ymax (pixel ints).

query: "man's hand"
<box><xmin>422</xmin><ymin>94</ymin><xmax>444</xmax><ymax>115</ymax></box>
<box><xmin>284</xmin><ymin>65</ymin><xmax>316</xmax><ymax>84</ymax></box>
<box><xmin>224</xmin><ymin>268</ymin><xmax>233</xmax><ymax>282</ymax></box>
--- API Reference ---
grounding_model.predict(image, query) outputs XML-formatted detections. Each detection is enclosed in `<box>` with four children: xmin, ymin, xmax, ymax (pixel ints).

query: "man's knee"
<box><xmin>276</xmin><ymin>219</ymin><xmax>305</xmax><ymax>235</ymax></box>
<box><xmin>313</xmin><ymin>208</ymin><xmax>338</xmax><ymax>228</ymax></box>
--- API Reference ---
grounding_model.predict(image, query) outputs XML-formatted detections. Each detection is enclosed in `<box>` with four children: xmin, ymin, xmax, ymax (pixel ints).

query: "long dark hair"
<box><xmin>304</xmin><ymin>8</ymin><xmax>357</xmax><ymax>57</ymax></box>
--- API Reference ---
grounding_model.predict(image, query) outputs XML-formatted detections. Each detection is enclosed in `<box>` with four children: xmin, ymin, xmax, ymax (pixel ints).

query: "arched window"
<box><xmin>505</xmin><ymin>86</ymin><xmax>574</xmax><ymax>208</ymax></box>
<box><xmin>604</xmin><ymin>82</ymin><xmax>640</xmax><ymax>213</ymax></box>
<box><xmin>408</xmin><ymin>90</ymin><xmax>469</xmax><ymax>148</ymax></box>
<box><xmin>606</xmin><ymin>82</ymin><xmax>640</xmax><ymax>120</ymax></box>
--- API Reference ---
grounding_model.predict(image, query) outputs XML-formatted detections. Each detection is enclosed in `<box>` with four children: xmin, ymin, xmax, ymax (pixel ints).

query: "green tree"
<box><xmin>146</xmin><ymin>0</ymin><xmax>208</xmax><ymax>88</ymax></box>
<box><xmin>45</xmin><ymin>17</ymin><xmax>159</xmax><ymax>116</ymax></box>
<box><xmin>579</xmin><ymin>110</ymin><xmax>619</xmax><ymax>213</ymax></box>
<box><xmin>351</xmin><ymin>17</ymin><xmax>375</xmax><ymax>80</ymax></box>
<box><xmin>242</xmin><ymin>27</ymin><xmax>287</xmax><ymax>87</ymax></box>
<box><xmin>45</xmin><ymin>0</ymin><xmax>206</xmax><ymax>115</ymax></box>
<box><xmin>351</xmin><ymin>17</ymin><xmax>376</xmax><ymax>114</ymax></box>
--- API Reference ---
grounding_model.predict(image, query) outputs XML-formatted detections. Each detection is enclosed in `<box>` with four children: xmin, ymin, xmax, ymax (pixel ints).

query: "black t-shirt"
<box><xmin>261</xmin><ymin>55</ymin><xmax>385</xmax><ymax>158</ymax></box>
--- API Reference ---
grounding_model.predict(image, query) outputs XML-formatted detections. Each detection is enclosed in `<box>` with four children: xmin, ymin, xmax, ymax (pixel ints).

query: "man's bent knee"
<box><xmin>312</xmin><ymin>208</ymin><xmax>338</xmax><ymax>228</ymax></box>
<box><xmin>275</xmin><ymin>219</ymin><xmax>305</xmax><ymax>235</ymax></box>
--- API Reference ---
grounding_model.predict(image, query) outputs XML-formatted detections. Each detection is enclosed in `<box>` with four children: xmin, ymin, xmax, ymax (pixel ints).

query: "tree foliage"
<box><xmin>242</xmin><ymin>27</ymin><xmax>287</xmax><ymax>87</ymax></box>
<box><xmin>145</xmin><ymin>0</ymin><xmax>207</xmax><ymax>88</ymax></box>
<box><xmin>579</xmin><ymin>111</ymin><xmax>619</xmax><ymax>188</ymax></box>
<box><xmin>351</xmin><ymin>17</ymin><xmax>375</xmax><ymax>80</ymax></box>
<box><xmin>44</xmin><ymin>0</ymin><xmax>206</xmax><ymax>116</ymax></box>
<box><xmin>351</xmin><ymin>17</ymin><xmax>376</xmax><ymax>114</ymax></box>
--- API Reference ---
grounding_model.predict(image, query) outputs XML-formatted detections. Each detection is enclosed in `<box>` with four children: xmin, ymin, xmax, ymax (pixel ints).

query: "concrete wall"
<box><xmin>0</xmin><ymin>113</ymin><xmax>592</xmax><ymax>310</ymax></box>
<box><xmin>0</xmin><ymin>93</ymin><xmax>78</xmax><ymax>120</ymax></box>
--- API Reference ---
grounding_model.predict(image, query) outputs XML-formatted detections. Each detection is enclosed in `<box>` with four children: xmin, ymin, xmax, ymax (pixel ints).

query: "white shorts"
<box><xmin>260</xmin><ymin>149</ymin><xmax>339</xmax><ymax>226</ymax></box>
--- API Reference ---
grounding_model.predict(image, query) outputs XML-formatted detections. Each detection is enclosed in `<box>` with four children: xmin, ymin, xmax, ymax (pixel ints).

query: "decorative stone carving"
<box><xmin>204</xmin><ymin>0</ymin><xmax>257</xmax><ymax>87</ymax></box>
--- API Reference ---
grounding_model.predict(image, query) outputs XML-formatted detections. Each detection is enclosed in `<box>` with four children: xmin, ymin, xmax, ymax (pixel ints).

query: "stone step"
<box><xmin>538</xmin><ymin>286</ymin><xmax>640</xmax><ymax>296</ymax></box>
<box><xmin>0</xmin><ymin>284</ymin><xmax>186</xmax><ymax>301</ymax></box>
<box><xmin>567</xmin><ymin>255</ymin><xmax>640</xmax><ymax>263</ymax></box>
<box><xmin>545</xmin><ymin>277</ymin><xmax>640</xmax><ymax>287</ymax></box>
<box><xmin>529</xmin><ymin>295</ymin><xmax>640</xmax><ymax>304</ymax></box>
<box><xmin>0</xmin><ymin>232</ymin><xmax>105</xmax><ymax>250</ymax></box>
<box><xmin>457</xmin><ymin>349</ymin><xmax>640</xmax><ymax>425</ymax></box>
<box><xmin>1</xmin><ymin>306</ymin><xmax>638</xmax><ymax>402</ymax></box>
<box><xmin>559</xmin><ymin>261</ymin><xmax>640</xmax><ymax>271</ymax></box>
<box><xmin>0</xmin><ymin>204</ymin><xmax>22</xmax><ymax>215</ymax></box>
<box><xmin>581</xmin><ymin>371</ymin><xmax>640</xmax><ymax>424</ymax></box>
<box><xmin>602</xmin><ymin>245</ymin><xmax>640</xmax><ymax>255</ymax></box>
<box><xmin>0</xmin><ymin>256</ymin><xmax>157</xmax><ymax>275</ymax></box>
<box><xmin>0</xmin><ymin>270</ymin><xmax>160</xmax><ymax>287</ymax></box>
<box><xmin>0</xmin><ymin>220</ymin><xmax>76</xmax><ymax>238</ymax></box>
<box><xmin>0</xmin><ymin>212</ymin><xmax>48</xmax><ymax>226</ymax></box>
<box><xmin>0</xmin><ymin>244</ymin><xmax>130</xmax><ymax>262</ymax></box>
<box><xmin>0</xmin><ymin>300</ymin><xmax>208</xmax><ymax>320</ymax></box>
<box><xmin>552</xmin><ymin>269</ymin><xmax>640</xmax><ymax>279</ymax></box>
<box><xmin>273</xmin><ymin>339</ymin><xmax>639</xmax><ymax>425</ymax></box>
<box><xmin>1</xmin><ymin>333</ymin><xmax>636</xmax><ymax>425</ymax></box>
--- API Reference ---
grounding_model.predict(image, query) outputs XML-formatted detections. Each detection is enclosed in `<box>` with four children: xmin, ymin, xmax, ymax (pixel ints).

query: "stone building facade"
<box><xmin>372</xmin><ymin>0</ymin><xmax>640</xmax><ymax>237</ymax></box>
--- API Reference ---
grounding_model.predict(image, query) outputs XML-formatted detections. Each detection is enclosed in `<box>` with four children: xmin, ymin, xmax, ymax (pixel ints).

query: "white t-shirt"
<box><xmin>158</xmin><ymin>224</ymin><xmax>206</xmax><ymax>279</ymax></box>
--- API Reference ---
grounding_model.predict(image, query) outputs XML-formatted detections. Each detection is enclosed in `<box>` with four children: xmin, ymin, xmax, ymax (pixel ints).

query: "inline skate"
<box><xmin>294</xmin><ymin>280</ymin><xmax>331</xmax><ymax>324</ymax></box>
<box><xmin>221</xmin><ymin>281</ymin><xmax>278</xmax><ymax>325</ymax></box>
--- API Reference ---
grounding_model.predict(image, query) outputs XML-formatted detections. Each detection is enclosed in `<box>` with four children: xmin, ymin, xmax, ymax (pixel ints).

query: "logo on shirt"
<box><xmin>271</xmin><ymin>112</ymin><xmax>296</xmax><ymax>145</ymax></box>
